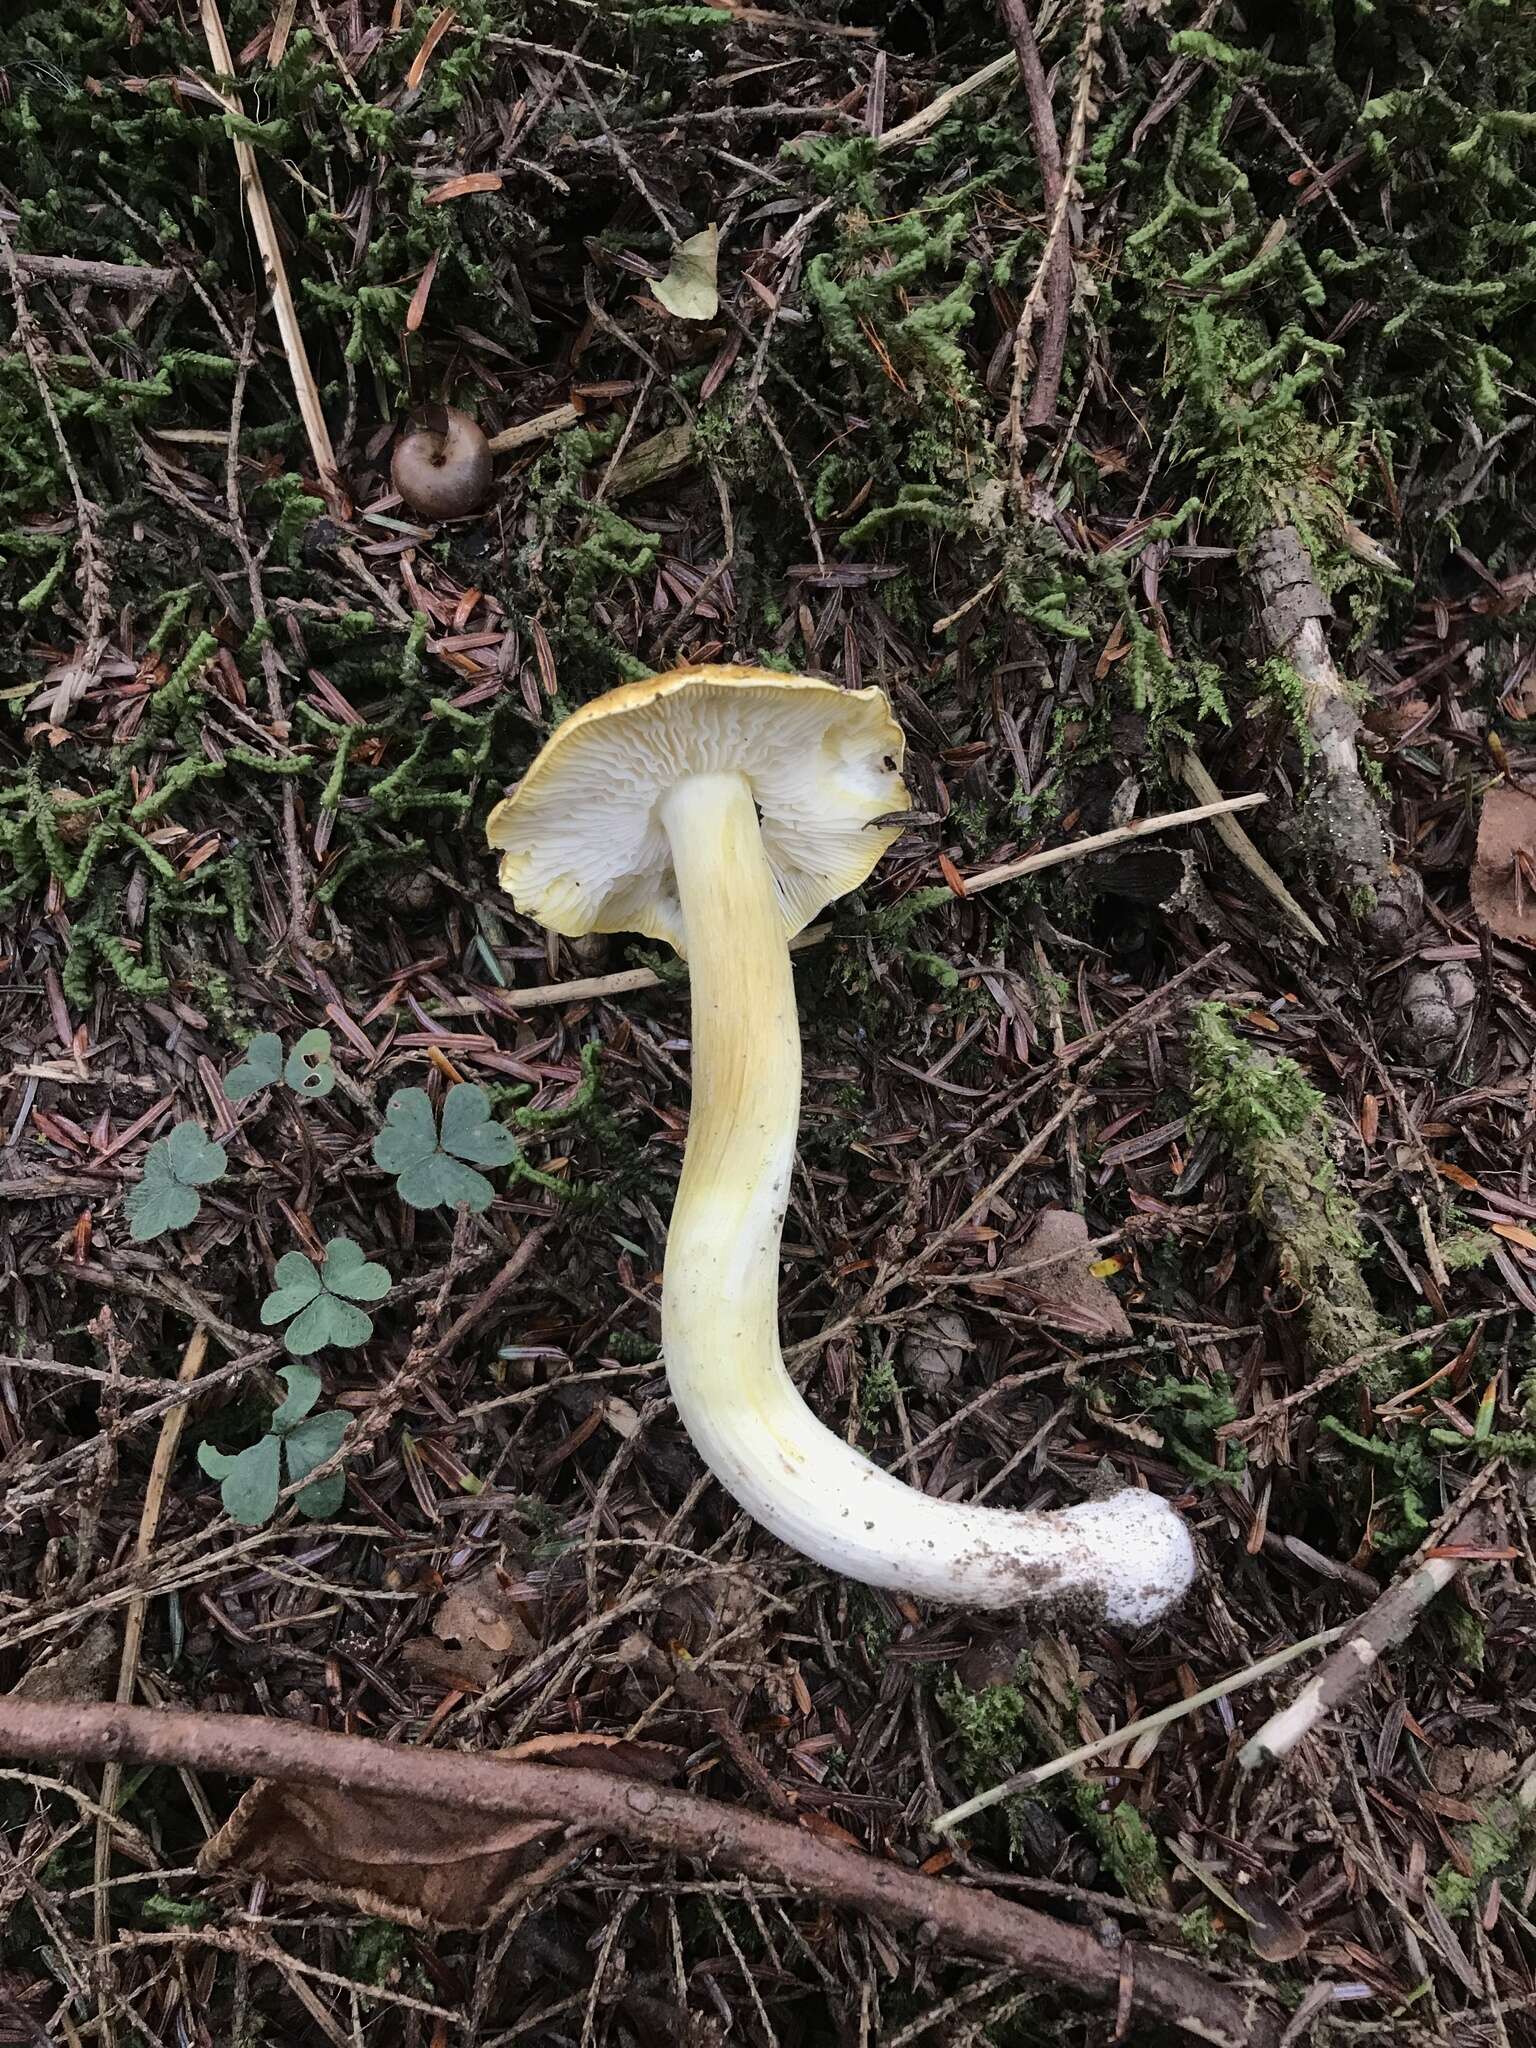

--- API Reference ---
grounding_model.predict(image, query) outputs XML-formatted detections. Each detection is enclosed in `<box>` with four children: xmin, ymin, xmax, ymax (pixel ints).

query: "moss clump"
<box><xmin>1189</xmin><ymin>1005</ymin><xmax>1379</xmax><ymax>1366</ymax></box>
<box><xmin>937</xmin><ymin>1667</ymin><xmax>1168</xmax><ymax>1907</ymax></box>
<box><xmin>1432</xmin><ymin>1801</ymin><xmax>1535</xmax><ymax>1918</ymax></box>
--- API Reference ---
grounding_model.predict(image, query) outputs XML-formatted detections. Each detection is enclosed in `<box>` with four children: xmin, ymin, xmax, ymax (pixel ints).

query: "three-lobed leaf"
<box><xmin>374</xmin><ymin>1084</ymin><xmax>516</xmax><ymax>1212</ymax></box>
<box><xmin>197</xmin><ymin>1366</ymin><xmax>349</xmax><ymax>1526</ymax></box>
<box><xmin>260</xmin><ymin>1237</ymin><xmax>391</xmax><ymax>1355</ymax></box>
<box><xmin>284</xmin><ymin>1028</ymin><xmax>335</xmax><ymax>1099</ymax></box>
<box><xmin>224</xmin><ymin>1032</ymin><xmax>283</xmax><ymax>1102</ymax></box>
<box><xmin>224</xmin><ymin>1027</ymin><xmax>335</xmax><ymax>1103</ymax></box>
<box><xmin>125</xmin><ymin>1121</ymin><xmax>227</xmax><ymax>1242</ymax></box>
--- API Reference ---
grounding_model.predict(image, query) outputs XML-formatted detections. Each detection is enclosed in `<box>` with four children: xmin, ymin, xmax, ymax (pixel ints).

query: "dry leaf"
<box><xmin>651</xmin><ymin>226</ymin><xmax>719</xmax><ymax>321</ymax></box>
<box><xmin>8</xmin><ymin>1620</ymin><xmax>118</xmax><ymax>1703</ymax></box>
<box><xmin>200</xmin><ymin>1778</ymin><xmax>553</xmax><ymax>1930</ymax></box>
<box><xmin>402</xmin><ymin>1564</ymin><xmax>537</xmax><ymax>1691</ymax></box>
<box><xmin>1231</xmin><ymin>1871</ymin><xmax>1308</xmax><ymax>1963</ymax></box>
<box><xmin>201</xmin><ymin>1729</ymin><xmax>682</xmax><ymax>1929</ymax></box>
<box><xmin>1470</xmin><ymin>784</ymin><xmax>1536</xmax><ymax>945</ymax></box>
<box><xmin>505</xmin><ymin>1731</ymin><xmax>684</xmax><ymax>1783</ymax></box>
<box><xmin>1015</xmin><ymin>1209</ymin><xmax>1132</xmax><ymax>1339</ymax></box>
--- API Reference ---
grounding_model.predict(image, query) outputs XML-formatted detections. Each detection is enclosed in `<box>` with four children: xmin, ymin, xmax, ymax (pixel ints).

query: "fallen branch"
<box><xmin>9</xmin><ymin>251</ymin><xmax>177</xmax><ymax>292</ymax></box>
<box><xmin>876</xmin><ymin>51</ymin><xmax>1016</xmax><ymax>153</ymax></box>
<box><xmin>1239</xmin><ymin>1478</ymin><xmax>1500</xmax><ymax>1772</ymax></box>
<box><xmin>495</xmin><ymin>791</ymin><xmax>1265</xmax><ymax>1011</ymax></box>
<box><xmin>486</xmin><ymin>402</ymin><xmax>583</xmax><ymax>455</ymax></box>
<box><xmin>997</xmin><ymin>0</ymin><xmax>1103</xmax><ymax>441</ymax></box>
<box><xmin>0</xmin><ymin>1699</ymin><xmax>1279</xmax><ymax>2048</ymax></box>
<box><xmin>1249</xmin><ymin>525</ymin><xmax>1419</xmax><ymax>947</ymax></box>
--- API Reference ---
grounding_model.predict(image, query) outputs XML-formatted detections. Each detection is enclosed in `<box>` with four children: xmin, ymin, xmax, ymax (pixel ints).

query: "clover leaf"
<box><xmin>224</xmin><ymin>1027</ymin><xmax>336</xmax><ymax>1102</ymax></box>
<box><xmin>125</xmin><ymin>1122</ymin><xmax>227</xmax><ymax>1242</ymax></box>
<box><xmin>373</xmin><ymin>1083</ymin><xmax>516</xmax><ymax>1212</ymax></box>
<box><xmin>197</xmin><ymin>1364</ymin><xmax>349</xmax><ymax>1525</ymax></box>
<box><xmin>224</xmin><ymin>1032</ymin><xmax>283</xmax><ymax>1102</ymax></box>
<box><xmin>284</xmin><ymin>1028</ymin><xmax>335</xmax><ymax>1099</ymax></box>
<box><xmin>260</xmin><ymin>1236</ymin><xmax>391</xmax><ymax>1355</ymax></box>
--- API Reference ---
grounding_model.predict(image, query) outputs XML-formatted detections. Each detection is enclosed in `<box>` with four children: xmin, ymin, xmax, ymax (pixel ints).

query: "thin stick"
<box><xmin>91</xmin><ymin>1328</ymin><xmax>208</xmax><ymax>2039</ymax></box>
<box><xmin>0</xmin><ymin>219</ymin><xmax>110</xmax><ymax>726</ymax></box>
<box><xmin>494</xmin><ymin>792</ymin><xmax>1266</xmax><ymax>1011</ymax></box>
<box><xmin>10</xmin><ymin>252</ymin><xmax>177</xmax><ymax>293</ymax></box>
<box><xmin>1239</xmin><ymin>1477</ymin><xmax>1500</xmax><ymax>1771</ymax></box>
<box><xmin>486</xmin><ymin>402</ymin><xmax>583</xmax><ymax>455</ymax></box>
<box><xmin>931</xmin><ymin>1624</ymin><xmax>1345</xmax><ymax>1833</ymax></box>
<box><xmin>1173</xmin><ymin>747</ymin><xmax>1324</xmax><ymax>944</ymax></box>
<box><xmin>197</xmin><ymin>0</ymin><xmax>341</xmax><ymax>513</ymax></box>
<box><xmin>0</xmin><ymin>1699</ymin><xmax>1278</xmax><ymax>2048</ymax></box>
<box><xmin>875</xmin><ymin>51</ymin><xmax>1017</xmax><ymax>153</ymax></box>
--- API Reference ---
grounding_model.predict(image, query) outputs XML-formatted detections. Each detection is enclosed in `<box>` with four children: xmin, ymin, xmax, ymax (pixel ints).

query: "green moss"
<box><xmin>1432</xmin><ymin>1803</ymin><xmax>1534</xmax><ymax>1918</ymax></box>
<box><xmin>1190</xmin><ymin>1005</ymin><xmax>1379</xmax><ymax>1366</ymax></box>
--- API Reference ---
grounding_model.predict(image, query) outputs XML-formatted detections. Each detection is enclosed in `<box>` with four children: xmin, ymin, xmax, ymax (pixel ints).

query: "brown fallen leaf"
<box><xmin>1470</xmin><ymin>784</ymin><xmax>1536</xmax><ymax>945</ymax></box>
<box><xmin>401</xmin><ymin>1564</ymin><xmax>537</xmax><ymax>1691</ymax></box>
<box><xmin>1015</xmin><ymin>1209</ymin><xmax>1132</xmax><ymax>1339</ymax></box>
<box><xmin>200</xmin><ymin>1728</ymin><xmax>683</xmax><ymax>1929</ymax></box>
<box><xmin>200</xmin><ymin>1777</ymin><xmax>554</xmax><ymax>1930</ymax></box>
<box><xmin>8</xmin><ymin>1620</ymin><xmax>119</xmax><ymax>1704</ymax></box>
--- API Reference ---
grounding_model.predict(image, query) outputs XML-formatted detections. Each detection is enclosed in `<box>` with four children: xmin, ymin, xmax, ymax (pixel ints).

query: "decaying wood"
<box><xmin>1248</xmin><ymin>524</ymin><xmax>1421</xmax><ymax>946</ymax></box>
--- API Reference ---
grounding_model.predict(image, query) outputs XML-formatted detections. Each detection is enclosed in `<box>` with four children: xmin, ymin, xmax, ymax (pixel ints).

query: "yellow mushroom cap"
<box><xmin>486</xmin><ymin>665</ymin><xmax>909</xmax><ymax>953</ymax></box>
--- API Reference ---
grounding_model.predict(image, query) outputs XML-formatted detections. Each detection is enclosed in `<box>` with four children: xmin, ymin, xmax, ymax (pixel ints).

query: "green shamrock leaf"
<box><xmin>198</xmin><ymin>1433</ymin><xmax>281</xmax><ymax>1527</ymax></box>
<box><xmin>125</xmin><ymin>1121</ymin><xmax>227</xmax><ymax>1242</ymax></box>
<box><xmin>373</xmin><ymin>1084</ymin><xmax>516</xmax><ymax>1212</ymax></box>
<box><xmin>197</xmin><ymin>1366</ymin><xmax>350</xmax><ymax>1525</ymax></box>
<box><xmin>224</xmin><ymin>1032</ymin><xmax>283</xmax><ymax>1102</ymax></box>
<box><xmin>284</xmin><ymin>1028</ymin><xmax>335</xmax><ymax>1099</ymax></box>
<box><xmin>283</xmin><ymin>1409</ymin><xmax>349</xmax><ymax>1517</ymax></box>
<box><xmin>269</xmin><ymin>1360</ymin><xmax>322</xmax><ymax>1429</ymax></box>
<box><xmin>260</xmin><ymin>1236</ymin><xmax>391</xmax><ymax>1355</ymax></box>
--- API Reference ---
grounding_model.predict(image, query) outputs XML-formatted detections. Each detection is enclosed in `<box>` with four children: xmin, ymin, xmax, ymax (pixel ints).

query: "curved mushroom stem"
<box><xmin>660</xmin><ymin>772</ymin><xmax>1197</xmax><ymax>1629</ymax></box>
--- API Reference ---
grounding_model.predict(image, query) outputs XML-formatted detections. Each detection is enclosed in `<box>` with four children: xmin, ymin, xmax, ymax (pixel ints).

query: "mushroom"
<box><xmin>487</xmin><ymin>666</ymin><xmax>1196</xmax><ymax>1627</ymax></box>
<box><xmin>391</xmin><ymin>404</ymin><xmax>492</xmax><ymax>520</ymax></box>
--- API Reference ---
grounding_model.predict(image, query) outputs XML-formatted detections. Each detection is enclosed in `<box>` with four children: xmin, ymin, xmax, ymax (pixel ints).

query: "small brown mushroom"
<box><xmin>390</xmin><ymin>404</ymin><xmax>491</xmax><ymax>520</ymax></box>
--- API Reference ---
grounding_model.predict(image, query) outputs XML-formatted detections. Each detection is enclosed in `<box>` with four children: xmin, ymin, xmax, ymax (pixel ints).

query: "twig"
<box><xmin>91</xmin><ymin>1328</ymin><xmax>208</xmax><ymax>2043</ymax></box>
<box><xmin>931</xmin><ymin>1624</ymin><xmax>1345</xmax><ymax>1833</ymax></box>
<box><xmin>1239</xmin><ymin>1477</ymin><xmax>1501</xmax><ymax>1771</ymax></box>
<box><xmin>197</xmin><ymin>0</ymin><xmax>342</xmax><ymax>513</ymax></box>
<box><xmin>1173</xmin><ymin>746</ymin><xmax>1326</xmax><ymax>944</ymax></box>
<box><xmin>486</xmin><ymin>402</ymin><xmax>583</xmax><ymax>454</ymax></box>
<box><xmin>492</xmin><ymin>792</ymin><xmax>1264</xmax><ymax>1010</ymax></box>
<box><xmin>998</xmin><ymin>0</ymin><xmax>1104</xmax><ymax>446</ymax></box>
<box><xmin>875</xmin><ymin>51</ymin><xmax>1017</xmax><ymax>153</ymax></box>
<box><xmin>0</xmin><ymin>1699</ymin><xmax>1279</xmax><ymax>2048</ymax></box>
<box><xmin>9</xmin><ymin>251</ymin><xmax>177</xmax><ymax>292</ymax></box>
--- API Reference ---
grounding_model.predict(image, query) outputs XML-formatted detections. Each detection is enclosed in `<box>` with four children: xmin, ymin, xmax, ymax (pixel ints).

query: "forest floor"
<box><xmin>2</xmin><ymin>2</ymin><xmax>1536</xmax><ymax>2044</ymax></box>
